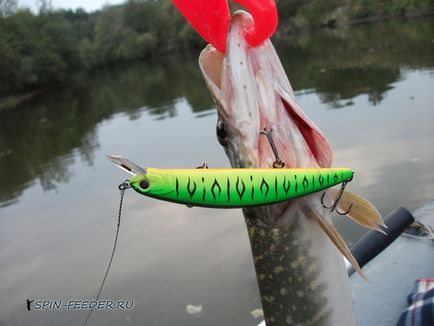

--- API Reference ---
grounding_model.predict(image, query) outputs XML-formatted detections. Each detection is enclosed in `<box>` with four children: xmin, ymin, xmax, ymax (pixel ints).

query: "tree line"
<box><xmin>0</xmin><ymin>0</ymin><xmax>433</xmax><ymax>95</ymax></box>
<box><xmin>0</xmin><ymin>0</ymin><xmax>204</xmax><ymax>94</ymax></box>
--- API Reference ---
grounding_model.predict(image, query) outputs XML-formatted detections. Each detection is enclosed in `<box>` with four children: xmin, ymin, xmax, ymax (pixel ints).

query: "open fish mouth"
<box><xmin>197</xmin><ymin>8</ymin><xmax>382</xmax><ymax>287</ymax></box>
<box><xmin>199</xmin><ymin>11</ymin><xmax>332</xmax><ymax>173</ymax></box>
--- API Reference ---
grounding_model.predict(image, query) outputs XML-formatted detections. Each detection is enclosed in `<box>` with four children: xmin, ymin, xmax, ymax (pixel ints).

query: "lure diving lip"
<box><xmin>106</xmin><ymin>154</ymin><xmax>147</xmax><ymax>176</ymax></box>
<box><xmin>106</xmin><ymin>154</ymin><xmax>354</xmax><ymax>209</ymax></box>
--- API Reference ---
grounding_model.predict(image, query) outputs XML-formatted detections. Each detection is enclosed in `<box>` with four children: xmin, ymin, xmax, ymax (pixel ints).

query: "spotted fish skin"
<box><xmin>198</xmin><ymin>10</ymin><xmax>356</xmax><ymax>326</ymax></box>
<box><xmin>244</xmin><ymin>202</ymin><xmax>355</xmax><ymax>326</ymax></box>
<box><xmin>245</xmin><ymin>214</ymin><xmax>329</xmax><ymax>325</ymax></box>
<box><xmin>129</xmin><ymin>168</ymin><xmax>353</xmax><ymax>208</ymax></box>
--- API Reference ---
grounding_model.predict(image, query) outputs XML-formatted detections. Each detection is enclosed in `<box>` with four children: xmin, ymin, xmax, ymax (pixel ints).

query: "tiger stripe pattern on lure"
<box><xmin>129</xmin><ymin>167</ymin><xmax>353</xmax><ymax>208</ymax></box>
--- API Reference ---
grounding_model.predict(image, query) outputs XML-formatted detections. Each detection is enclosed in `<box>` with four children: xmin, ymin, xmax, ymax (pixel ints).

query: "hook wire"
<box><xmin>260</xmin><ymin>127</ymin><xmax>285</xmax><ymax>168</ymax></box>
<box><xmin>82</xmin><ymin>180</ymin><xmax>130</xmax><ymax>326</ymax></box>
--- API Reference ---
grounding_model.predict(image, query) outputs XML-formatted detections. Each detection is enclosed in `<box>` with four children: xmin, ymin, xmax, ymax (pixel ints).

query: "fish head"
<box><xmin>199</xmin><ymin>11</ymin><xmax>332</xmax><ymax>224</ymax></box>
<box><xmin>199</xmin><ymin>11</ymin><xmax>332</xmax><ymax>170</ymax></box>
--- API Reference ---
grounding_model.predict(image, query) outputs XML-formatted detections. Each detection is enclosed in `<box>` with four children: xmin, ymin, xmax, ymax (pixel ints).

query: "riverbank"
<box><xmin>0</xmin><ymin>90</ymin><xmax>45</xmax><ymax>111</ymax></box>
<box><xmin>275</xmin><ymin>2</ymin><xmax>434</xmax><ymax>35</ymax></box>
<box><xmin>1</xmin><ymin>0</ymin><xmax>433</xmax><ymax>105</ymax></box>
<box><xmin>349</xmin><ymin>10</ymin><xmax>434</xmax><ymax>24</ymax></box>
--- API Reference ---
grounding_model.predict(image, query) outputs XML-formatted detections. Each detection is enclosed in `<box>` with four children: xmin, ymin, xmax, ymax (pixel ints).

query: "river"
<box><xmin>1</xmin><ymin>18</ymin><xmax>433</xmax><ymax>325</ymax></box>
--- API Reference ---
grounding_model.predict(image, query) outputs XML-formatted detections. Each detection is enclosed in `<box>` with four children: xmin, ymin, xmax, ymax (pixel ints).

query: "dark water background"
<box><xmin>1</xmin><ymin>19</ymin><xmax>433</xmax><ymax>325</ymax></box>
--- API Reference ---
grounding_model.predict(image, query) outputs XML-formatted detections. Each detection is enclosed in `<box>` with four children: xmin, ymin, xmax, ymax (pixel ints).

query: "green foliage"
<box><xmin>294</xmin><ymin>0</ymin><xmax>344</xmax><ymax>27</ymax></box>
<box><xmin>124</xmin><ymin>0</ymin><xmax>160</xmax><ymax>34</ymax></box>
<box><xmin>0</xmin><ymin>0</ymin><xmax>204</xmax><ymax>94</ymax></box>
<box><xmin>0</xmin><ymin>0</ymin><xmax>433</xmax><ymax>95</ymax></box>
<box><xmin>278</xmin><ymin>0</ymin><xmax>434</xmax><ymax>29</ymax></box>
<box><xmin>0</xmin><ymin>9</ymin><xmax>80</xmax><ymax>92</ymax></box>
<box><xmin>0</xmin><ymin>0</ymin><xmax>17</xmax><ymax>17</ymax></box>
<box><xmin>0</xmin><ymin>32</ymin><xmax>16</xmax><ymax>87</ymax></box>
<box><xmin>346</xmin><ymin>0</ymin><xmax>434</xmax><ymax>19</ymax></box>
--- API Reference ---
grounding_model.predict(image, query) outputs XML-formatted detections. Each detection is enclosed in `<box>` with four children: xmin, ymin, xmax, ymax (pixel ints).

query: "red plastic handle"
<box><xmin>172</xmin><ymin>0</ymin><xmax>230</xmax><ymax>53</ymax></box>
<box><xmin>172</xmin><ymin>0</ymin><xmax>278</xmax><ymax>53</ymax></box>
<box><xmin>232</xmin><ymin>0</ymin><xmax>277</xmax><ymax>48</ymax></box>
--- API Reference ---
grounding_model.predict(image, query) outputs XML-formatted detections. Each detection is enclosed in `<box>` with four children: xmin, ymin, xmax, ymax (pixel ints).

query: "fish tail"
<box><xmin>303</xmin><ymin>205</ymin><xmax>367</xmax><ymax>281</ymax></box>
<box><xmin>330</xmin><ymin>189</ymin><xmax>386</xmax><ymax>233</ymax></box>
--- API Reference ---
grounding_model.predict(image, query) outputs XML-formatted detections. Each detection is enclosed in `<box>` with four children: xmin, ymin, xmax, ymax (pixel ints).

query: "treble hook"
<box><xmin>260</xmin><ymin>127</ymin><xmax>285</xmax><ymax>168</ymax></box>
<box><xmin>320</xmin><ymin>177</ymin><xmax>353</xmax><ymax>215</ymax></box>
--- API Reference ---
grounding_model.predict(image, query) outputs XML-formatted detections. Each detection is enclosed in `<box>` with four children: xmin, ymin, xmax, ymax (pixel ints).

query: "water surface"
<box><xmin>1</xmin><ymin>19</ymin><xmax>433</xmax><ymax>325</ymax></box>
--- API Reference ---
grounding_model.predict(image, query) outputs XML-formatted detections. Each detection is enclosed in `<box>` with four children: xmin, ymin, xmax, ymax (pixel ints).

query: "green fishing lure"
<box><xmin>107</xmin><ymin>155</ymin><xmax>353</xmax><ymax>208</ymax></box>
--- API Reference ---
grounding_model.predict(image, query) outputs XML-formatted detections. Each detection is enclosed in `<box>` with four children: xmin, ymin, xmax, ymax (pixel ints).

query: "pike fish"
<box><xmin>198</xmin><ymin>10</ymin><xmax>383</xmax><ymax>326</ymax></box>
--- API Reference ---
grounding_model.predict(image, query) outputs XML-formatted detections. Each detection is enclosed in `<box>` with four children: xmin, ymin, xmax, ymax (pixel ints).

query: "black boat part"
<box><xmin>348</xmin><ymin>206</ymin><xmax>415</xmax><ymax>275</ymax></box>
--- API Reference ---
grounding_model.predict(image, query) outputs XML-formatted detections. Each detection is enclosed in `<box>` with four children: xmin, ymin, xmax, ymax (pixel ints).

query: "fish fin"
<box><xmin>303</xmin><ymin>206</ymin><xmax>367</xmax><ymax>281</ymax></box>
<box><xmin>330</xmin><ymin>189</ymin><xmax>386</xmax><ymax>234</ymax></box>
<box><xmin>277</xmin><ymin>85</ymin><xmax>333</xmax><ymax>168</ymax></box>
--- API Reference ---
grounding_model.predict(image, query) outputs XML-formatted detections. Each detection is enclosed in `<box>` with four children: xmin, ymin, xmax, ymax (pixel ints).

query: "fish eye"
<box><xmin>140</xmin><ymin>180</ymin><xmax>149</xmax><ymax>190</ymax></box>
<box><xmin>216</xmin><ymin>120</ymin><xmax>228</xmax><ymax>146</ymax></box>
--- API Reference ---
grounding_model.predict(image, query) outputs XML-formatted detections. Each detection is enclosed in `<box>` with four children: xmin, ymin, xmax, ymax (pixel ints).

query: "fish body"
<box><xmin>107</xmin><ymin>9</ymin><xmax>383</xmax><ymax>326</ymax></box>
<box><xmin>198</xmin><ymin>10</ymin><xmax>383</xmax><ymax>326</ymax></box>
<box><xmin>127</xmin><ymin>167</ymin><xmax>353</xmax><ymax>208</ymax></box>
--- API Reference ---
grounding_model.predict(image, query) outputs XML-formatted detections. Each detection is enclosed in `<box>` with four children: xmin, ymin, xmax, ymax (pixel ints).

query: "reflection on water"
<box><xmin>276</xmin><ymin>19</ymin><xmax>434</xmax><ymax>107</ymax></box>
<box><xmin>0</xmin><ymin>54</ymin><xmax>213</xmax><ymax>207</ymax></box>
<box><xmin>0</xmin><ymin>19</ymin><xmax>433</xmax><ymax>325</ymax></box>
